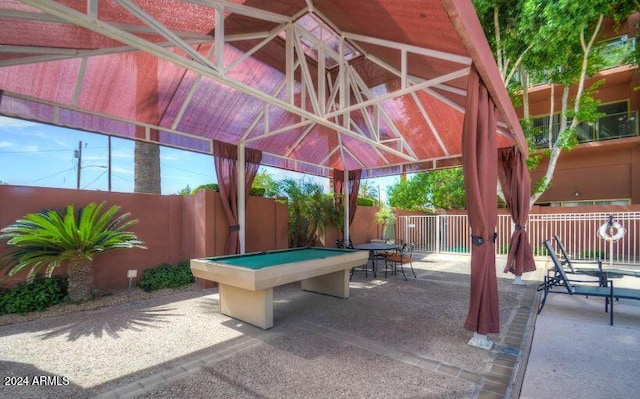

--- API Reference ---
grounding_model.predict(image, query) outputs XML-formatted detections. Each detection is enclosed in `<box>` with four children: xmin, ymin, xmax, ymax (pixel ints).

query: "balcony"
<box><xmin>531</xmin><ymin>110</ymin><xmax>639</xmax><ymax>148</ymax></box>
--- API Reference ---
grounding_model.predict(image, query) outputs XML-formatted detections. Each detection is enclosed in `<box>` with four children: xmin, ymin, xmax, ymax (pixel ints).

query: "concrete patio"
<box><xmin>0</xmin><ymin>253</ymin><xmax>638</xmax><ymax>398</ymax></box>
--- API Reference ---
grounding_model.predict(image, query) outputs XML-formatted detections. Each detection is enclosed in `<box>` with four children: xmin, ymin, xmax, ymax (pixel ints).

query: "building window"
<box><xmin>538</xmin><ymin>199</ymin><xmax>631</xmax><ymax>207</ymax></box>
<box><xmin>529</xmin><ymin>101</ymin><xmax>638</xmax><ymax>148</ymax></box>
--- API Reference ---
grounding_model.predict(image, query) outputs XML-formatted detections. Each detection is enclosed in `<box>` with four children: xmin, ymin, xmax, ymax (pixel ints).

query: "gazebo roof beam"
<box><xmin>410</xmin><ymin>91</ymin><xmax>449</xmax><ymax>156</ymax></box>
<box><xmin>366</xmin><ymin>53</ymin><xmax>467</xmax><ymax>115</ymax></box>
<box><xmin>19</xmin><ymin>0</ymin><xmax>418</xmax><ymax>163</ymax></box>
<box><xmin>282</xmin><ymin>123</ymin><xmax>317</xmax><ymax>158</ymax></box>
<box><xmin>184</xmin><ymin>0</ymin><xmax>293</xmax><ymax>24</ymax></box>
<box><xmin>325</xmin><ymin>67</ymin><xmax>471</xmax><ymax>122</ymax></box>
<box><xmin>0</xmin><ymin>9</ymin><xmax>213</xmax><ymax>41</ymax></box>
<box><xmin>0</xmin><ymin>38</ymin><xmax>211</xmax><ymax>68</ymax></box>
<box><xmin>171</xmin><ymin>45</ymin><xmax>217</xmax><ymax>131</ymax></box>
<box><xmin>115</xmin><ymin>0</ymin><xmax>212</xmax><ymax>66</ymax></box>
<box><xmin>343</xmin><ymin>32</ymin><xmax>472</xmax><ymax>65</ymax></box>
<box><xmin>224</xmin><ymin>24</ymin><xmax>288</xmax><ymax>74</ymax></box>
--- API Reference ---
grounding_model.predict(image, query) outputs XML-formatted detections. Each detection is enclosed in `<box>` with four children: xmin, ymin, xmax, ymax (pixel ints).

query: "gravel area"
<box><xmin>0</xmin><ymin>255</ymin><xmax>541</xmax><ymax>399</ymax></box>
<box><xmin>0</xmin><ymin>284</ymin><xmax>202</xmax><ymax>327</ymax></box>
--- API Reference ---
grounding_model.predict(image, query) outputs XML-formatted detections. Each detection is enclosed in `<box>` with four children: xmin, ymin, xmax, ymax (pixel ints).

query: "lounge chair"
<box><xmin>553</xmin><ymin>235</ymin><xmax>640</xmax><ymax>280</ymax></box>
<box><xmin>539</xmin><ymin>240</ymin><xmax>640</xmax><ymax>325</ymax></box>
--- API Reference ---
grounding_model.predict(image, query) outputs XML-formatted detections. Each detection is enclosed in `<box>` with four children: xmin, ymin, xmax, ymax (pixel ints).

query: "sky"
<box><xmin>0</xmin><ymin>116</ymin><xmax>398</xmax><ymax>200</ymax></box>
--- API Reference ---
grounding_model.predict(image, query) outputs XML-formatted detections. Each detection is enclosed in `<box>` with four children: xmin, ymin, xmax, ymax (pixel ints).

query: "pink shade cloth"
<box><xmin>462</xmin><ymin>65</ymin><xmax>500</xmax><ymax>335</ymax></box>
<box><xmin>332</xmin><ymin>169</ymin><xmax>362</xmax><ymax>227</ymax></box>
<box><xmin>0</xmin><ymin>0</ymin><xmax>527</xmax><ymax>179</ymax></box>
<box><xmin>213</xmin><ymin>140</ymin><xmax>262</xmax><ymax>255</ymax></box>
<box><xmin>498</xmin><ymin>147</ymin><xmax>536</xmax><ymax>276</ymax></box>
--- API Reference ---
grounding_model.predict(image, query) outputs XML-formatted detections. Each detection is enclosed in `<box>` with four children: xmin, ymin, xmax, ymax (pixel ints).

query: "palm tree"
<box><xmin>375</xmin><ymin>206</ymin><xmax>395</xmax><ymax>239</ymax></box>
<box><xmin>0</xmin><ymin>202</ymin><xmax>146</xmax><ymax>302</ymax></box>
<box><xmin>278</xmin><ymin>178</ymin><xmax>336</xmax><ymax>247</ymax></box>
<box><xmin>359</xmin><ymin>180</ymin><xmax>379</xmax><ymax>204</ymax></box>
<box><xmin>134</xmin><ymin>141</ymin><xmax>161</xmax><ymax>194</ymax></box>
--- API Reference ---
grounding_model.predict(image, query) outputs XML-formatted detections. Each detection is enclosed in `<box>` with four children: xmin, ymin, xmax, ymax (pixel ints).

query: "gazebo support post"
<box><xmin>238</xmin><ymin>142</ymin><xmax>246</xmax><ymax>254</ymax></box>
<box><xmin>343</xmin><ymin>167</ymin><xmax>350</xmax><ymax>244</ymax></box>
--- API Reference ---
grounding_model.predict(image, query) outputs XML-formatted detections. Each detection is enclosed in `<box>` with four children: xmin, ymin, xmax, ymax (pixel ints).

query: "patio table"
<box><xmin>190</xmin><ymin>247</ymin><xmax>368</xmax><ymax>329</ymax></box>
<box><xmin>352</xmin><ymin>243</ymin><xmax>400</xmax><ymax>278</ymax></box>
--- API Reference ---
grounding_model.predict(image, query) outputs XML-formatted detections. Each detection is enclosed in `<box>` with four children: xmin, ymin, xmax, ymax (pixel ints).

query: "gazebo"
<box><xmin>0</xmin><ymin>0</ymin><xmax>535</xmax><ymax>345</ymax></box>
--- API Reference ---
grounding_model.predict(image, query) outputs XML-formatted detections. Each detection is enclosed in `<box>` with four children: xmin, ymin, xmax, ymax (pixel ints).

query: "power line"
<box><xmin>82</xmin><ymin>170</ymin><xmax>108</xmax><ymax>189</ymax></box>
<box><xmin>0</xmin><ymin>146</ymin><xmax>108</xmax><ymax>155</ymax></box>
<box><xmin>162</xmin><ymin>163</ymin><xmax>214</xmax><ymax>177</ymax></box>
<box><xmin>111</xmin><ymin>173</ymin><xmax>133</xmax><ymax>183</ymax></box>
<box><xmin>27</xmin><ymin>167</ymin><xmax>75</xmax><ymax>184</ymax></box>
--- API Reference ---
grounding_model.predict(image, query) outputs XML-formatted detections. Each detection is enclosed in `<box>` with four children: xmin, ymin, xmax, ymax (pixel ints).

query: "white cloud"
<box><xmin>0</xmin><ymin>141</ymin><xmax>13</xmax><ymax>148</ymax></box>
<box><xmin>111</xmin><ymin>166</ymin><xmax>132</xmax><ymax>175</ymax></box>
<box><xmin>111</xmin><ymin>150</ymin><xmax>134</xmax><ymax>159</ymax></box>
<box><xmin>160</xmin><ymin>154</ymin><xmax>179</xmax><ymax>161</ymax></box>
<box><xmin>20</xmin><ymin>144</ymin><xmax>39</xmax><ymax>153</ymax></box>
<box><xmin>0</xmin><ymin>116</ymin><xmax>38</xmax><ymax>129</ymax></box>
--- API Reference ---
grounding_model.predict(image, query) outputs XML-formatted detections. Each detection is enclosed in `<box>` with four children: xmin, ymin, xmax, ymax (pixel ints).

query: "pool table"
<box><xmin>190</xmin><ymin>247</ymin><xmax>368</xmax><ymax>329</ymax></box>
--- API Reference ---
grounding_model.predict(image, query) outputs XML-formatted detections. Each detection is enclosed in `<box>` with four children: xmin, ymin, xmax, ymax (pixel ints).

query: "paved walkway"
<box><xmin>520</xmin><ymin>268</ymin><xmax>640</xmax><ymax>398</ymax></box>
<box><xmin>0</xmin><ymin>254</ymin><xmax>638</xmax><ymax>398</ymax></box>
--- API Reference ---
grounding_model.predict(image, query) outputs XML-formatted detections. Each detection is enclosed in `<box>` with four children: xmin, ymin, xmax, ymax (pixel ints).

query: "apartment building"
<box><xmin>523</xmin><ymin>13</ymin><xmax>640</xmax><ymax>207</ymax></box>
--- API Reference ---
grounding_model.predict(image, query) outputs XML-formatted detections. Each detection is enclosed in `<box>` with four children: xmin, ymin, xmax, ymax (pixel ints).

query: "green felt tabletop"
<box><xmin>205</xmin><ymin>247</ymin><xmax>356</xmax><ymax>270</ymax></box>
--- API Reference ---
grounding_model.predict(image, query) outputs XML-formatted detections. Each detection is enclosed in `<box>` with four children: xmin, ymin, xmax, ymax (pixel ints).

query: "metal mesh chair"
<box><xmin>385</xmin><ymin>242</ymin><xmax>416</xmax><ymax>280</ymax></box>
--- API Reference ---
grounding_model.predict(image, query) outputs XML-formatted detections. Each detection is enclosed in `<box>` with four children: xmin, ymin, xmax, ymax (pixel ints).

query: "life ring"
<box><xmin>598</xmin><ymin>222</ymin><xmax>626</xmax><ymax>241</ymax></box>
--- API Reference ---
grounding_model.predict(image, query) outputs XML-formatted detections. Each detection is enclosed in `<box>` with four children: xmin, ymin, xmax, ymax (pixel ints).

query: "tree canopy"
<box><xmin>473</xmin><ymin>0</ymin><xmax>639</xmax><ymax>204</ymax></box>
<box><xmin>387</xmin><ymin>168</ymin><xmax>466</xmax><ymax>211</ymax></box>
<box><xmin>253</xmin><ymin>169</ymin><xmax>280</xmax><ymax>197</ymax></box>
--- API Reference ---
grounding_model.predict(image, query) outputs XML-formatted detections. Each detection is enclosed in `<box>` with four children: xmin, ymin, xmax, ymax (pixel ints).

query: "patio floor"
<box><xmin>0</xmin><ymin>253</ymin><xmax>638</xmax><ymax>398</ymax></box>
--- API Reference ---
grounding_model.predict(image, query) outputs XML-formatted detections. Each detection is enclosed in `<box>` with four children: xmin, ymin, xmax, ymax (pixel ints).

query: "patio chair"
<box><xmin>538</xmin><ymin>240</ymin><xmax>615</xmax><ymax>325</ymax></box>
<box><xmin>339</xmin><ymin>239</ymin><xmax>368</xmax><ymax>279</ymax></box>
<box><xmin>385</xmin><ymin>243</ymin><xmax>417</xmax><ymax>280</ymax></box>
<box><xmin>554</xmin><ymin>235</ymin><xmax>640</xmax><ymax>281</ymax></box>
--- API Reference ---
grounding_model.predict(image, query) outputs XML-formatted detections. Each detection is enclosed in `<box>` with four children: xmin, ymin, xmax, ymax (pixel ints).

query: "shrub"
<box><xmin>138</xmin><ymin>261</ymin><xmax>194</xmax><ymax>292</ymax></box>
<box><xmin>249</xmin><ymin>187</ymin><xmax>266</xmax><ymax>197</ymax></box>
<box><xmin>0</xmin><ymin>276</ymin><xmax>68</xmax><ymax>315</ymax></box>
<box><xmin>357</xmin><ymin>197</ymin><xmax>376</xmax><ymax>206</ymax></box>
<box><xmin>193</xmin><ymin>184</ymin><xmax>265</xmax><ymax>197</ymax></box>
<box><xmin>193</xmin><ymin>183</ymin><xmax>219</xmax><ymax>193</ymax></box>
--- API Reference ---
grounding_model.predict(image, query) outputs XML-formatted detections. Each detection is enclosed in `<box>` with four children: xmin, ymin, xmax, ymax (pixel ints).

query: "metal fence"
<box><xmin>397</xmin><ymin>212</ymin><xmax>640</xmax><ymax>265</ymax></box>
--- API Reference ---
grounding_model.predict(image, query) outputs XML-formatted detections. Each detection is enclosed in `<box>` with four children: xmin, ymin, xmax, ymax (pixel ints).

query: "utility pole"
<box><xmin>108</xmin><ymin>136</ymin><xmax>112</xmax><ymax>191</ymax></box>
<box><xmin>75</xmin><ymin>140</ymin><xmax>82</xmax><ymax>189</ymax></box>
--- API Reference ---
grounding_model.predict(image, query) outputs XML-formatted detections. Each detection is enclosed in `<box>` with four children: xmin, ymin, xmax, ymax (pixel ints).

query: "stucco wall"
<box><xmin>0</xmin><ymin>185</ymin><xmax>288</xmax><ymax>290</ymax></box>
<box><xmin>531</xmin><ymin>137</ymin><xmax>640</xmax><ymax>204</ymax></box>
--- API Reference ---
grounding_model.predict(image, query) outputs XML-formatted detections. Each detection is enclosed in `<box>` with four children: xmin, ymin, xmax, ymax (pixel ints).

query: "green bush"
<box><xmin>193</xmin><ymin>183</ymin><xmax>219</xmax><ymax>193</ymax></box>
<box><xmin>357</xmin><ymin>197</ymin><xmax>376</xmax><ymax>206</ymax></box>
<box><xmin>249</xmin><ymin>187</ymin><xmax>265</xmax><ymax>197</ymax></box>
<box><xmin>193</xmin><ymin>184</ymin><xmax>265</xmax><ymax>197</ymax></box>
<box><xmin>0</xmin><ymin>276</ymin><xmax>68</xmax><ymax>315</ymax></box>
<box><xmin>138</xmin><ymin>261</ymin><xmax>194</xmax><ymax>292</ymax></box>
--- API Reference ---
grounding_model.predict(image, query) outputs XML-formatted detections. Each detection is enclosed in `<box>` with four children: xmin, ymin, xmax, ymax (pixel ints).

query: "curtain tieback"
<box><xmin>471</xmin><ymin>233</ymin><xmax>497</xmax><ymax>246</ymax></box>
<box><xmin>514</xmin><ymin>224</ymin><xmax>522</xmax><ymax>231</ymax></box>
<box><xmin>229</xmin><ymin>224</ymin><xmax>240</xmax><ymax>232</ymax></box>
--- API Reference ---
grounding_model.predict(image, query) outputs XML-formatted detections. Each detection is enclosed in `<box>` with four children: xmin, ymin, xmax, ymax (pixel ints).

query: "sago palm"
<box><xmin>0</xmin><ymin>202</ymin><xmax>146</xmax><ymax>302</ymax></box>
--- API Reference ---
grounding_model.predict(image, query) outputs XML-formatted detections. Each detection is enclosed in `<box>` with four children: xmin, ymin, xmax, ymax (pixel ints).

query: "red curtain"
<box><xmin>461</xmin><ymin>65</ymin><xmax>500</xmax><ymax>335</ymax></box>
<box><xmin>332</xmin><ymin>169</ymin><xmax>362</xmax><ymax>226</ymax></box>
<box><xmin>498</xmin><ymin>147</ymin><xmax>536</xmax><ymax>276</ymax></box>
<box><xmin>213</xmin><ymin>140</ymin><xmax>262</xmax><ymax>255</ymax></box>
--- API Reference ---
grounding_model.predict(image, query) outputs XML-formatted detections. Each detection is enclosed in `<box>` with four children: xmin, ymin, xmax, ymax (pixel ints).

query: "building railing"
<box><xmin>531</xmin><ymin>110</ymin><xmax>639</xmax><ymax>148</ymax></box>
<box><xmin>397</xmin><ymin>212</ymin><xmax>640</xmax><ymax>265</ymax></box>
